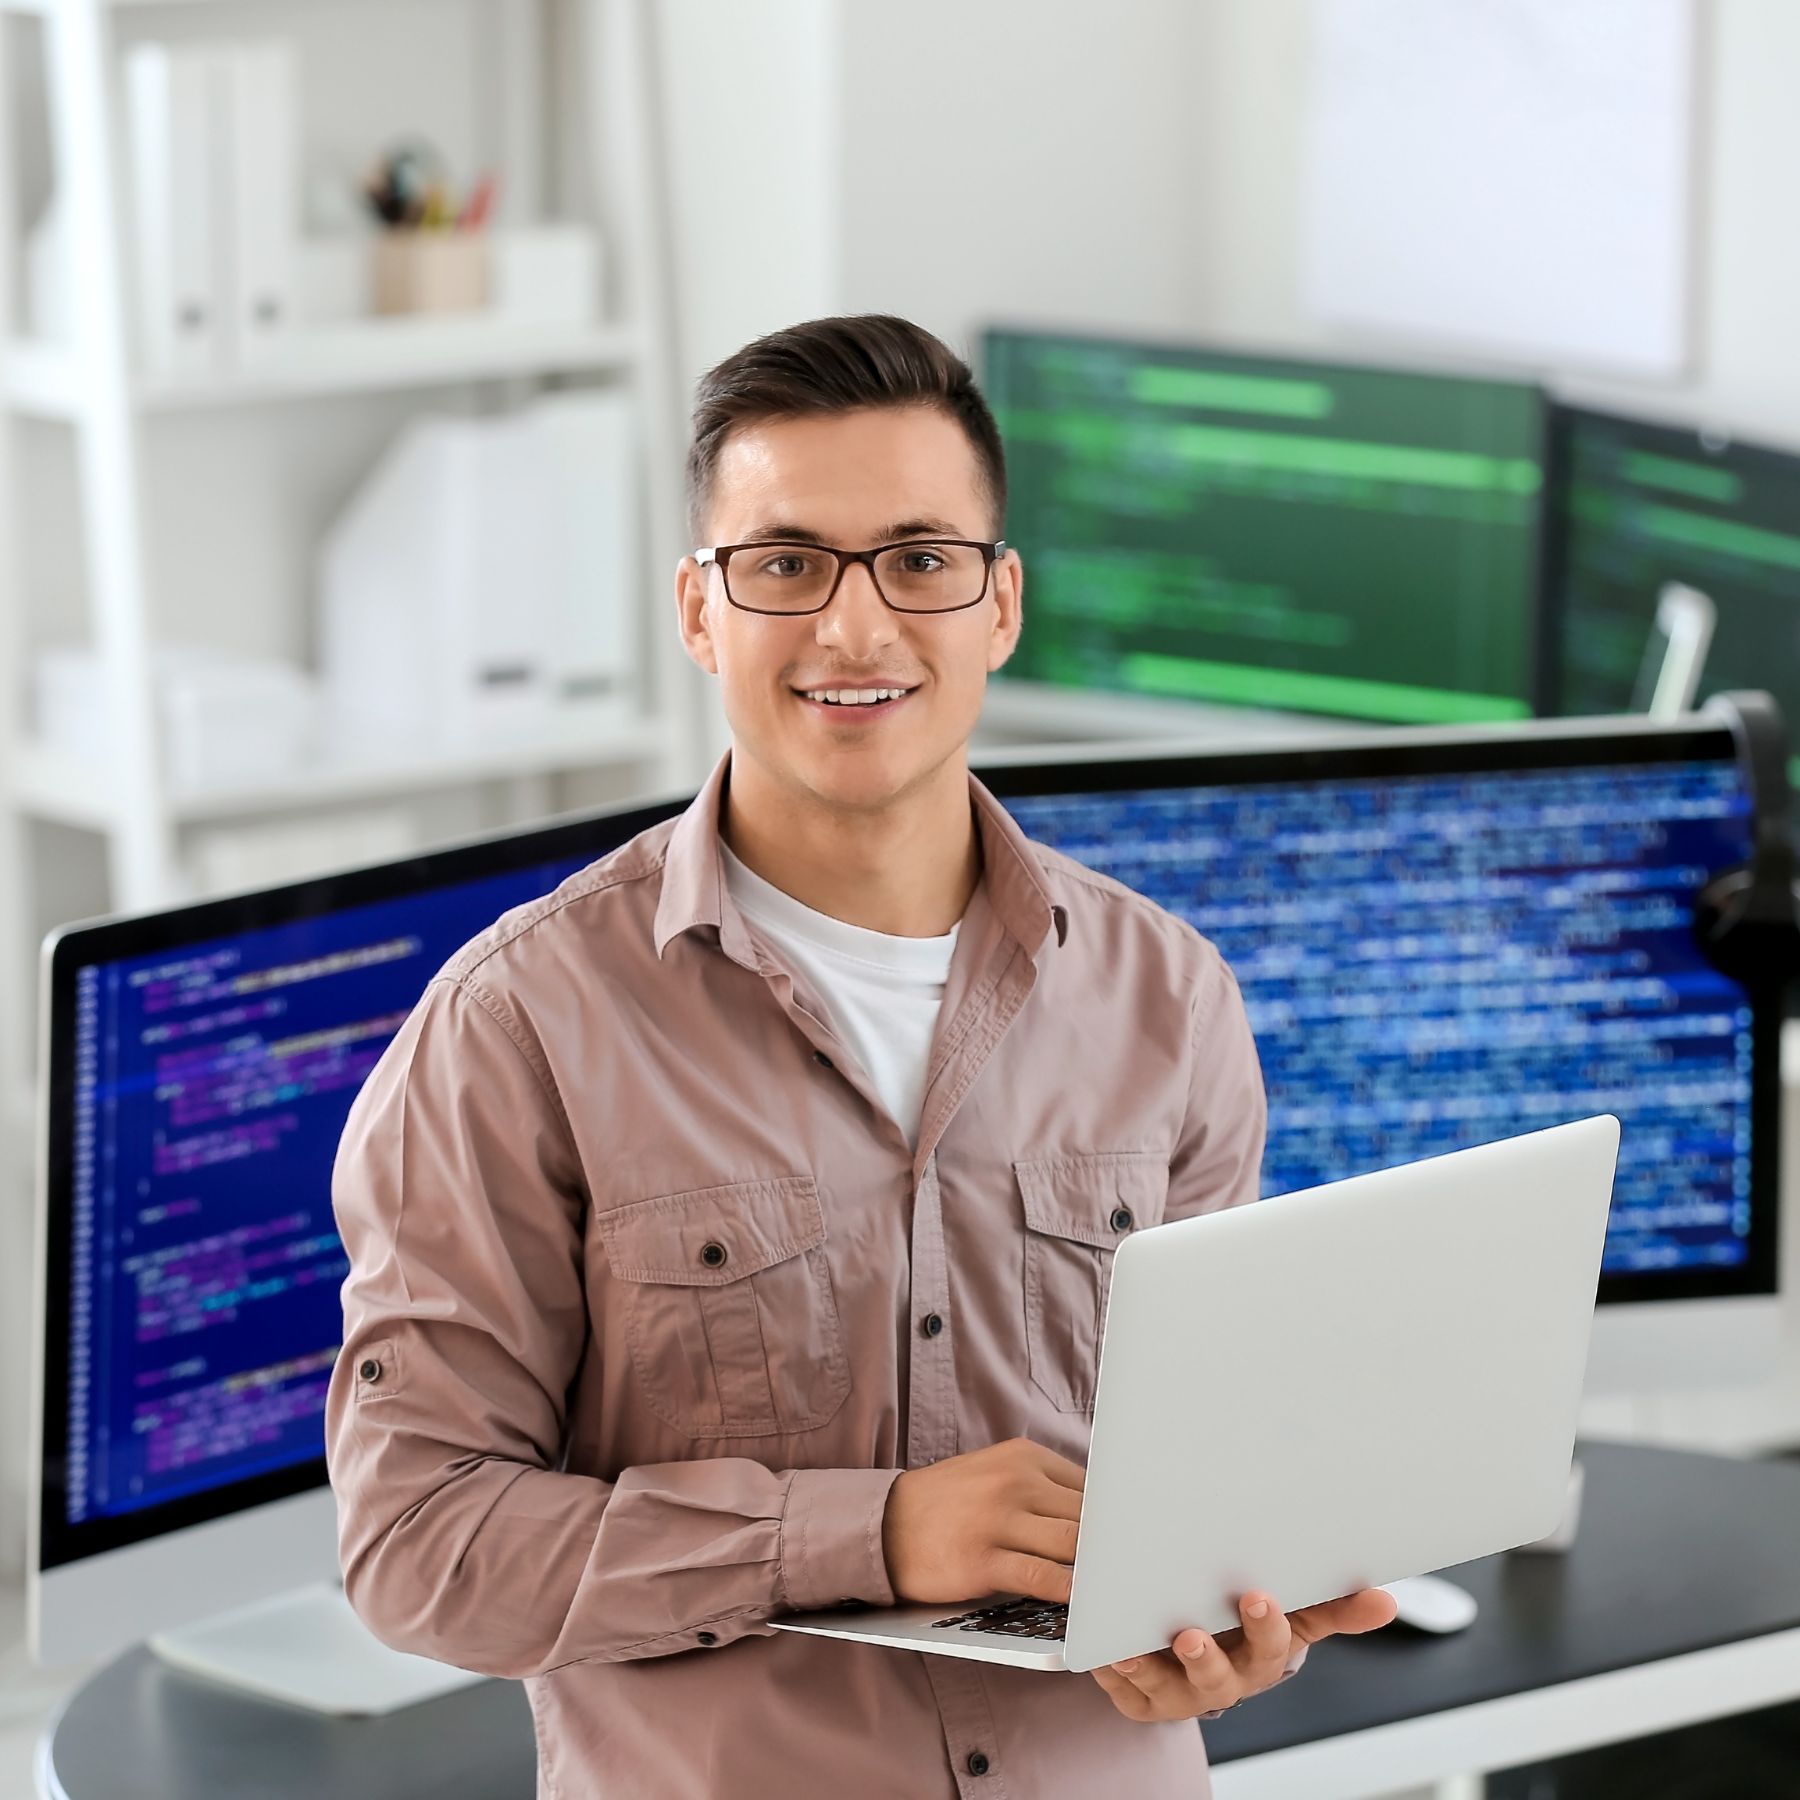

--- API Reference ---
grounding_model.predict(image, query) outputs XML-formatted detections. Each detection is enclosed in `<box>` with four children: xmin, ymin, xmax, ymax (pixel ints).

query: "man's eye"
<box><xmin>760</xmin><ymin>553</ymin><xmax>816</xmax><ymax>578</ymax></box>
<box><xmin>897</xmin><ymin>549</ymin><xmax>946</xmax><ymax>573</ymax></box>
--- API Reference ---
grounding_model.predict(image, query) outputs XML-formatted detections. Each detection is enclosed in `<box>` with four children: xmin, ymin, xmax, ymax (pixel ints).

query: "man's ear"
<box><xmin>675</xmin><ymin>555</ymin><xmax>720</xmax><ymax>677</ymax></box>
<box><xmin>986</xmin><ymin>547</ymin><xmax>1024</xmax><ymax>673</ymax></box>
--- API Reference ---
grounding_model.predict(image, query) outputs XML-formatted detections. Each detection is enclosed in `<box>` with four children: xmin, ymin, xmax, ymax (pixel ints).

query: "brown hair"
<box><xmin>685</xmin><ymin>314</ymin><xmax>1008</xmax><ymax>543</ymax></box>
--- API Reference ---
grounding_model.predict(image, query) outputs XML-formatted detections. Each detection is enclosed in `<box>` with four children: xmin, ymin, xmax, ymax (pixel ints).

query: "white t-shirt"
<box><xmin>720</xmin><ymin>841</ymin><xmax>959</xmax><ymax>1151</ymax></box>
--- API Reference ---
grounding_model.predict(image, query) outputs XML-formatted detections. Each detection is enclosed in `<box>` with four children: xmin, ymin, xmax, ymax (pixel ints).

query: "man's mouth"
<box><xmin>792</xmin><ymin>683</ymin><xmax>919</xmax><ymax>713</ymax></box>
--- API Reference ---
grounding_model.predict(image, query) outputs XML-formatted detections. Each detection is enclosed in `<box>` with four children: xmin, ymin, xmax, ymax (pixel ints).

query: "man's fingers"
<box><xmin>1089</xmin><ymin>1664</ymin><xmax>1156</xmax><ymax>1721</ymax></box>
<box><xmin>1171</xmin><ymin>1631</ymin><xmax>1241</xmax><ymax>1710</ymax></box>
<box><xmin>1230</xmin><ymin>1593</ymin><xmax>1292</xmax><ymax>1680</ymax></box>
<box><xmin>1001</xmin><ymin>1509</ymin><xmax>1080</xmax><ymax>1567</ymax></box>
<box><xmin>1106</xmin><ymin>1649</ymin><xmax>1195</xmax><ymax>1715</ymax></box>
<box><xmin>1019</xmin><ymin>1442</ymin><xmax>1087</xmax><ymax>1493</ymax></box>
<box><xmin>1289</xmin><ymin>1587</ymin><xmax>1399</xmax><ymax>1643</ymax></box>
<box><xmin>1029</xmin><ymin>1475</ymin><xmax>1084</xmax><ymax>1522</ymax></box>
<box><xmin>987</xmin><ymin>1548</ymin><xmax>1074</xmax><ymax>1606</ymax></box>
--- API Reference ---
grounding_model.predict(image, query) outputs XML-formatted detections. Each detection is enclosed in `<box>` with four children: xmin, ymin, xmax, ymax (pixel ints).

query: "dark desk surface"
<box><xmin>43</xmin><ymin>1442</ymin><xmax>1800</xmax><ymax>1799</ymax></box>
<box><xmin>1205</xmin><ymin>1439</ymin><xmax>1800</xmax><ymax>1763</ymax></box>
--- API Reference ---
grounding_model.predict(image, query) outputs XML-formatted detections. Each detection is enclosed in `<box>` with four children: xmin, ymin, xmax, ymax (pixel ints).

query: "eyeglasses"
<box><xmin>694</xmin><ymin>538</ymin><xmax>1006</xmax><ymax>616</ymax></box>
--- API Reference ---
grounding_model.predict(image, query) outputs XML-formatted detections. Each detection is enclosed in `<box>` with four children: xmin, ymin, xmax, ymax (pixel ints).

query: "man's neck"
<box><xmin>720</xmin><ymin>752</ymin><xmax>980</xmax><ymax>938</ymax></box>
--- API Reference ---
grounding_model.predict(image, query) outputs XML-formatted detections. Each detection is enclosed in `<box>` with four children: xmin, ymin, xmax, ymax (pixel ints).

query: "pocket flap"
<box><xmin>601</xmin><ymin>1176</ymin><xmax>825</xmax><ymax>1286</ymax></box>
<box><xmin>1014</xmin><ymin>1153</ymin><xmax>1170</xmax><ymax>1247</ymax></box>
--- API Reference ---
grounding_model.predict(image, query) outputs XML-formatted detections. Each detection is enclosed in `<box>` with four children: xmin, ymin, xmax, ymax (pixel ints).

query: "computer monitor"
<box><xmin>1549</xmin><ymin>404</ymin><xmax>1800</xmax><ymax>793</ymax></box>
<box><xmin>30</xmin><ymin>794</ymin><xmax>683</xmax><ymax>1677</ymax></box>
<box><xmin>983</xmin><ymin>714</ymin><xmax>1785</xmax><ymax>1389</ymax></box>
<box><xmin>980</xmin><ymin>326</ymin><xmax>1550</xmax><ymax>734</ymax></box>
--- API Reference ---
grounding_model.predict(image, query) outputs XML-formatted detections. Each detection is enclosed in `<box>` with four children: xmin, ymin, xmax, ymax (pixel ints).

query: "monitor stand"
<box><xmin>147</xmin><ymin>1581</ymin><xmax>488</xmax><ymax>1715</ymax></box>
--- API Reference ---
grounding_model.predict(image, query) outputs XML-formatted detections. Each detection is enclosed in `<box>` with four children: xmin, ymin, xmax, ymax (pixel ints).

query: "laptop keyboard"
<box><xmin>929</xmin><ymin>1597</ymin><xmax>1069</xmax><ymax>1640</ymax></box>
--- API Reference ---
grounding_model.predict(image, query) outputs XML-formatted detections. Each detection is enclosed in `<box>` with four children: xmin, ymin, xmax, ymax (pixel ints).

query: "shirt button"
<box><xmin>921</xmin><ymin>1312</ymin><xmax>944</xmax><ymax>1337</ymax></box>
<box><xmin>967</xmin><ymin>1751</ymin><xmax>991</xmax><ymax>1775</ymax></box>
<box><xmin>1110</xmin><ymin>1206</ymin><xmax>1134</xmax><ymax>1232</ymax></box>
<box><xmin>358</xmin><ymin>1359</ymin><xmax>382</xmax><ymax>1382</ymax></box>
<box><xmin>697</xmin><ymin>1631</ymin><xmax>719</xmax><ymax>1646</ymax></box>
<box><xmin>700</xmin><ymin>1242</ymin><xmax>728</xmax><ymax>1269</ymax></box>
<box><xmin>813</xmin><ymin>1050</ymin><xmax>834</xmax><ymax>1069</ymax></box>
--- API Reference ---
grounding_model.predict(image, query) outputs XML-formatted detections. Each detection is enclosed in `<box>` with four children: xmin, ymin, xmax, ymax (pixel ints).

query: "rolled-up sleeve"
<box><xmin>325</xmin><ymin>975</ymin><xmax>900</xmax><ymax>1678</ymax></box>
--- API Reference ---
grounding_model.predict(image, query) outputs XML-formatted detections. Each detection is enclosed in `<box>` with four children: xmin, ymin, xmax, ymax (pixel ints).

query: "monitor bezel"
<box><xmin>36</xmin><ymin>719</ymin><xmax>1782</xmax><ymax>1576</ymax></box>
<box><xmin>980</xmin><ymin>321</ymin><xmax>1559</xmax><ymax>720</ymax></box>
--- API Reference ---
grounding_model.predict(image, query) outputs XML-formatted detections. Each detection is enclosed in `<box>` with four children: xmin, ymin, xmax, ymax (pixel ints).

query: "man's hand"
<box><xmin>882</xmin><ymin>1438</ymin><xmax>1085</xmax><ymax>1605</ymax></box>
<box><xmin>1091</xmin><ymin>1587</ymin><xmax>1398</xmax><ymax>1723</ymax></box>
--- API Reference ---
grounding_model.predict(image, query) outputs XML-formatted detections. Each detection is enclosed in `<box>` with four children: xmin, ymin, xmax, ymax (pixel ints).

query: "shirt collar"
<box><xmin>652</xmin><ymin>751</ymin><xmax>1065</xmax><ymax>966</ymax></box>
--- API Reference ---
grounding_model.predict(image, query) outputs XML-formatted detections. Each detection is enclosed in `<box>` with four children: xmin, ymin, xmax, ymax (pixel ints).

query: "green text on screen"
<box><xmin>1556</xmin><ymin>409</ymin><xmax>1800</xmax><ymax>783</ymax></box>
<box><xmin>984</xmin><ymin>330</ymin><xmax>1544</xmax><ymax>725</ymax></box>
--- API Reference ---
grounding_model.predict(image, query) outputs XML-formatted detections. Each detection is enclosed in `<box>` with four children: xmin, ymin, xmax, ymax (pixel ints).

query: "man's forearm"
<box><xmin>336</xmin><ymin>1444</ymin><xmax>901</xmax><ymax>1678</ymax></box>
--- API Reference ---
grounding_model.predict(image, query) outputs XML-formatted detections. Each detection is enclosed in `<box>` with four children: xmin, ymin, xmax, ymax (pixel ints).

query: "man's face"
<box><xmin>676</xmin><ymin>406</ymin><xmax>1023</xmax><ymax>815</ymax></box>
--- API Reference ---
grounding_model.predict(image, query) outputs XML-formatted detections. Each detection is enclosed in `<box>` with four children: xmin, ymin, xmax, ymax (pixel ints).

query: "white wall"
<box><xmin>656</xmin><ymin>0</ymin><xmax>843</xmax><ymax>398</ymax></box>
<box><xmin>658</xmin><ymin>0</ymin><xmax>1209</xmax><ymax>388</ymax></box>
<box><xmin>1182</xmin><ymin>0</ymin><xmax>1800</xmax><ymax>444</ymax></box>
<box><xmin>837</xmin><ymin>0</ymin><xmax>1208</xmax><ymax>361</ymax></box>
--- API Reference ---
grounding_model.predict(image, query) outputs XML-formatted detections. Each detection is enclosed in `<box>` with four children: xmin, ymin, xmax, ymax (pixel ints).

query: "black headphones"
<box><xmin>1691</xmin><ymin>690</ymin><xmax>1800</xmax><ymax>986</ymax></box>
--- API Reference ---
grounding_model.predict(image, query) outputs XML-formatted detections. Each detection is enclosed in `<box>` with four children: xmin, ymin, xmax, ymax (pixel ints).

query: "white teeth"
<box><xmin>808</xmin><ymin>687</ymin><xmax>908</xmax><ymax>705</ymax></box>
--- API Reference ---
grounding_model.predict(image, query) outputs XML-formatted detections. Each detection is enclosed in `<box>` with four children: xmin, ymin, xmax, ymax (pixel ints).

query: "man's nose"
<box><xmin>815</xmin><ymin>561</ymin><xmax>900</xmax><ymax>658</ymax></box>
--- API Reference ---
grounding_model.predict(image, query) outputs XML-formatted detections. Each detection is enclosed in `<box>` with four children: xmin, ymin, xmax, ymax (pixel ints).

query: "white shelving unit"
<box><xmin>0</xmin><ymin>0</ymin><xmax>701</xmax><ymax>1115</ymax></box>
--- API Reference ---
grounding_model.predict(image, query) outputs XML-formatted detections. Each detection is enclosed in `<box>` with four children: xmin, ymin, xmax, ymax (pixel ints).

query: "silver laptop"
<box><xmin>772</xmin><ymin>1115</ymin><xmax>1620</xmax><ymax>1673</ymax></box>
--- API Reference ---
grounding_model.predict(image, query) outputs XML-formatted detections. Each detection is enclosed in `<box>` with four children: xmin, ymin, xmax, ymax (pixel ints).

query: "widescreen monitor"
<box><xmin>982</xmin><ymin>327</ymin><xmax>1550</xmax><ymax>728</ymax></box>
<box><xmin>1549</xmin><ymin>404</ymin><xmax>1800</xmax><ymax>791</ymax></box>
<box><xmin>32</xmin><ymin>718</ymin><xmax>1782</xmax><ymax>1668</ymax></box>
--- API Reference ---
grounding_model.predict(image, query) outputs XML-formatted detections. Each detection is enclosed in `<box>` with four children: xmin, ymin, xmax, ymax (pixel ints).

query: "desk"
<box><xmin>38</xmin><ymin>1443</ymin><xmax>1800</xmax><ymax>1800</ymax></box>
<box><xmin>1204</xmin><ymin>1441</ymin><xmax>1800</xmax><ymax>1797</ymax></box>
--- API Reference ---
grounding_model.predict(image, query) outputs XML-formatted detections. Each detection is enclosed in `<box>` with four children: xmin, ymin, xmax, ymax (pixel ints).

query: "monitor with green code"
<box><xmin>1551</xmin><ymin>405</ymin><xmax>1800</xmax><ymax>785</ymax></box>
<box><xmin>981</xmin><ymin>327</ymin><xmax>1548</xmax><ymax>725</ymax></box>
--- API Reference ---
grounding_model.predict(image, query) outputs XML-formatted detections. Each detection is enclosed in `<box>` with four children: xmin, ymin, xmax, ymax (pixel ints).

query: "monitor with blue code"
<box><xmin>982</xmin><ymin>326</ymin><xmax>1548</xmax><ymax>726</ymax></box>
<box><xmin>988</xmin><ymin>724</ymin><xmax>1779</xmax><ymax>1296</ymax></box>
<box><xmin>35</xmin><ymin>723</ymin><xmax>1779</xmax><ymax>1586</ymax></box>
<box><xmin>37</xmin><ymin>801</ymin><xmax>683</xmax><ymax>1569</ymax></box>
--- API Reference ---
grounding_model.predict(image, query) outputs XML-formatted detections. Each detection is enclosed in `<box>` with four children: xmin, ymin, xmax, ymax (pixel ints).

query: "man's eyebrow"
<box><xmin>730</xmin><ymin>516</ymin><xmax>973</xmax><ymax>548</ymax></box>
<box><xmin>735</xmin><ymin>522</ymin><xmax>831</xmax><ymax>546</ymax></box>
<box><xmin>876</xmin><ymin>517</ymin><xmax>969</xmax><ymax>542</ymax></box>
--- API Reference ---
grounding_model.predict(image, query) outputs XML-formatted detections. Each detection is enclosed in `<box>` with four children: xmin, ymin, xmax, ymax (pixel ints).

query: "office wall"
<box><xmin>1181</xmin><ymin>0</ymin><xmax>1800</xmax><ymax>442</ymax></box>
<box><xmin>658</xmin><ymin>0</ymin><xmax>1208</xmax><ymax>389</ymax></box>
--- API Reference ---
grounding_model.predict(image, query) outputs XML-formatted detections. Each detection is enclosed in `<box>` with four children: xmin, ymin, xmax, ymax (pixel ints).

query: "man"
<box><xmin>326</xmin><ymin>315</ymin><xmax>1395</xmax><ymax>1798</ymax></box>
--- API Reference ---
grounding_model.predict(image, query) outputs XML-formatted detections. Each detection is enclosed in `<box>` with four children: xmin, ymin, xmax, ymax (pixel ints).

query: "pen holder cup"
<box><xmin>372</xmin><ymin>232</ymin><xmax>490</xmax><ymax>316</ymax></box>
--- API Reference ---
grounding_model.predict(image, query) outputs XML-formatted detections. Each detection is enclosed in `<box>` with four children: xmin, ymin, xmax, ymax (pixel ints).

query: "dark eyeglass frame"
<box><xmin>693</xmin><ymin>538</ymin><xmax>1007</xmax><ymax>616</ymax></box>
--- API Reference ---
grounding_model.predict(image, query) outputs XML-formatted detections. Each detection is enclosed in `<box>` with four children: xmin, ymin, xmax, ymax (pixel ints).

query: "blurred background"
<box><xmin>4</xmin><ymin>1</ymin><xmax>1800</xmax><ymax>1793</ymax></box>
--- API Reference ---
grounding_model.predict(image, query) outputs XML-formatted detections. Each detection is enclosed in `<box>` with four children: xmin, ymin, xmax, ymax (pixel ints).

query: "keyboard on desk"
<box><xmin>929</xmin><ymin>1598</ymin><xmax>1069</xmax><ymax>1640</ymax></box>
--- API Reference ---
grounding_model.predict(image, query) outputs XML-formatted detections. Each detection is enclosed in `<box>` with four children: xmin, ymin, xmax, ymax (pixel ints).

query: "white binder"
<box><xmin>125</xmin><ymin>43</ymin><xmax>227</xmax><ymax>380</ymax></box>
<box><xmin>225</xmin><ymin>42</ymin><xmax>299</xmax><ymax>359</ymax></box>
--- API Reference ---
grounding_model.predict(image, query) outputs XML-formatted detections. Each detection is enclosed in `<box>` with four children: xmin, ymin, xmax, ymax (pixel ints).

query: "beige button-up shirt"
<box><xmin>327</xmin><ymin>755</ymin><xmax>1270</xmax><ymax>1799</ymax></box>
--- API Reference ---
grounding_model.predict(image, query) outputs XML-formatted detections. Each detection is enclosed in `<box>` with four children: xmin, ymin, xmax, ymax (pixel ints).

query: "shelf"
<box><xmin>10</xmin><ymin>713</ymin><xmax>672</xmax><ymax>828</ymax></box>
<box><xmin>0</xmin><ymin>340</ymin><xmax>86</xmax><ymax>422</ymax></box>
<box><xmin>9</xmin><ymin>741</ymin><xmax>119</xmax><ymax>830</ymax></box>
<box><xmin>2</xmin><ymin>318</ymin><xmax>639</xmax><ymax>418</ymax></box>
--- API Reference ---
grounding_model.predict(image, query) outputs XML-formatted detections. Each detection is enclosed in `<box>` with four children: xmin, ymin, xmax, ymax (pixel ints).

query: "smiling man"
<box><xmin>326</xmin><ymin>315</ymin><xmax>1393</xmax><ymax>1799</ymax></box>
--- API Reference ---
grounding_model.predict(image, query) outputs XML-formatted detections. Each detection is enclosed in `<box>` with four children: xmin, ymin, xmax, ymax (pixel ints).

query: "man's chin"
<box><xmin>778</xmin><ymin>737</ymin><xmax>946</xmax><ymax>815</ymax></box>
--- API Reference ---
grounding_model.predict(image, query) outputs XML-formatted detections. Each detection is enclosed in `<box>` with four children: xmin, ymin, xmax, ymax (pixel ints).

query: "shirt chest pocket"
<box><xmin>600</xmin><ymin>1175</ymin><xmax>852</xmax><ymax>1440</ymax></box>
<box><xmin>1015</xmin><ymin>1153</ymin><xmax>1171</xmax><ymax>1414</ymax></box>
